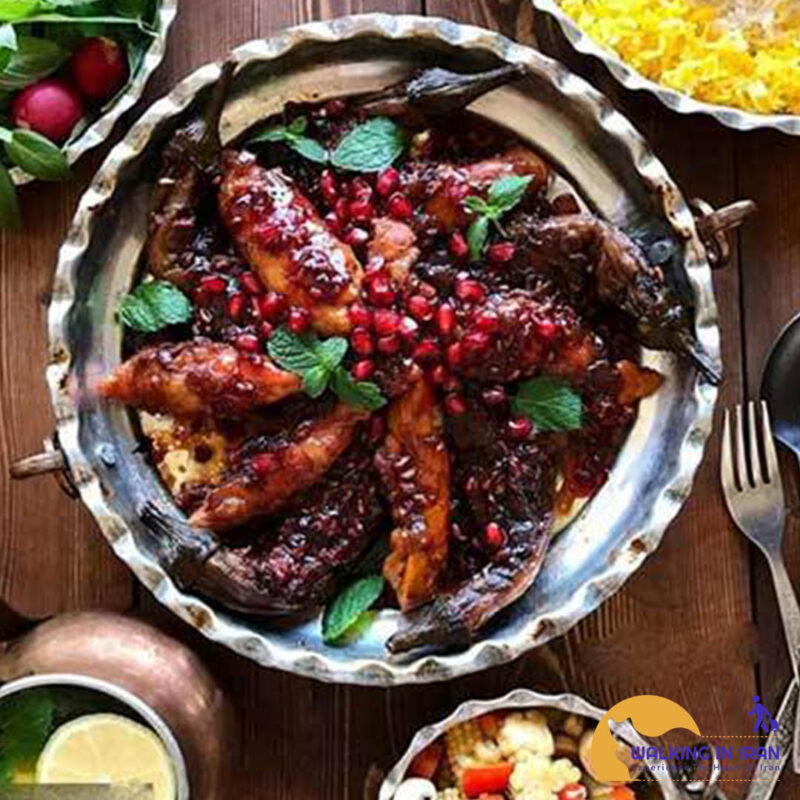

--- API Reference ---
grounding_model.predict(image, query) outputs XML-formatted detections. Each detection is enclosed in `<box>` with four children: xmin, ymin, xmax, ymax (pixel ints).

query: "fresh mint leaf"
<box><xmin>0</xmin><ymin>36</ymin><xmax>68</xmax><ymax>90</ymax></box>
<box><xmin>467</xmin><ymin>216</ymin><xmax>490</xmax><ymax>262</ymax></box>
<box><xmin>6</xmin><ymin>129</ymin><xmax>70</xmax><ymax>180</ymax></box>
<box><xmin>463</xmin><ymin>195</ymin><xmax>491</xmax><ymax>216</ymax></box>
<box><xmin>0</xmin><ymin>1</ymin><xmax>42</xmax><ymax>21</ymax></box>
<box><xmin>0</xmin><ymin>688</ymin><xmax>55</xmax><ymax>784</ymax></box>
<box><xmin>267</xmin><ymin>326</ymin><xmax>322</xmax><ymax>374</ymax></box>
<box><xmin>331</xmin><ymin>117</ymin><xmax>405</xmax><ymax>173</ymax></box>
<box><xmin>322</xmin><ymin>574</ymin><xmax>384</xmax><ymax>644</ymax></box>
<box><xmin>303</xmin><ymin>364</ymin><xmax>330</xmax><ymax>399</ymax></box>
<box><xmin>331</xmin><ymin>367</ymin><xmax>386</xmax><ymax>411</ymax></box>
<box><xmin>118</xmin><ymin>280</ymin><xmax>192</xmax><ymax>332</ymax></box>
<box><xmin>249</xmin><ymin>117</ymin><xmax>328</xmax><ymax>165</ymax></box>
<box><xmin>0</xmin><ymin>162</ymin><xmax>19</xmax><ymax>228</ymax></box>
<box><xmin>511</xmin><ymin>376</ymin><xmax>583</xmax><ymax>432</ymax></box>
<box><xmin>487</xmin><ymin>174</ymin><xmax>533</xmax><ymax>212</ymax></box>
<box><xmin>312</xmin><ymin>336</ymin><xmax>347</xmax><ymax>371</ymax></box>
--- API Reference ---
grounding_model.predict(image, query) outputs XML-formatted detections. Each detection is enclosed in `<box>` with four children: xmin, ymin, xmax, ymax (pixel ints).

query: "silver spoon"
<box><xmin>762</xmin><ymin>312</ymin><xmax>800</xmax><ymax>467</ymax></box>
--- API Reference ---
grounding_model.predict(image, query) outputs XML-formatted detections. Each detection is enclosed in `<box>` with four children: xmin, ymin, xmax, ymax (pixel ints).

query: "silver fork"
<box><xmin>722</xmin><ymin>400</ymin><xmax>800</xmax><ymax>773</ymax></box>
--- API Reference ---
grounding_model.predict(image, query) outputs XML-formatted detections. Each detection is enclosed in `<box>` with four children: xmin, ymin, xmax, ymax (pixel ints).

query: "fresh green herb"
<box><xmin>331</xmin><ymin>117</ymin><xmax>406</xmax><ymax>173</ymax></box>
<box><xmin>5</xmin><ymin>129</ymin><xmax>70</xmax><ymax>179</ymax></box>
<box><xmin>322</xmin><ymin>574</ymin><xmax>384</xmax><ymax>644</ymax></box>
<box><xmin>0</xmin><ymin>0</ymin><xmax>43</xmax><ymax>22</ymax></box>
<box><xmin>0</xmin><ymin>162</ymin><xmax>19</xmax><ymax>227</ymax></box>
<box><xmin>0</xmin><ymin>688</ymin><xmax>55</xmax><ymax>784</ymax></box>
<box><xmin>118</xmin><ymin>280</ymin><xmax>193</xmax><ymax>332</ymax></box>
<box><xmin>0</xmin><ymin>35</ymin><xmax>67</xmax><ymax>90</ymax></box>
<box><xmin>511</xmin><ymin>376</ymin><xmax>583</xmax><ymax>432</ymax></box>
<box><xmin>268</xmin><ymin>327</ymin><xmax>387</xmax><ymax>409</ymax></box>
<box><xmin>331</xmin><ymin>367</ymin><xmax>386</xmax><ymax>412</ymax></box>
<box><xmin>249</xmin><ymin>116</ymin><xmax>328</xmax><ymax>165</ymax></box>
<box><xmin>463</xmin><ymin>174</ymin><xmax>533</xmax><ymax>260</ymax></box>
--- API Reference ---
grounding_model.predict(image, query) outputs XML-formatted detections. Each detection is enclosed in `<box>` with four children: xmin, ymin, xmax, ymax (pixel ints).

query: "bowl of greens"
<box><xmin>0</xmin><ymin>0</ymin><xmax>178</xmax><ymax>227</ymax></box>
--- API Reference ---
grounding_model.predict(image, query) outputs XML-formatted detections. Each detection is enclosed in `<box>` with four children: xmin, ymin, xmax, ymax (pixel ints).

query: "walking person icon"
<box><xmin>748</xmin><ymin>695</ymin><xmax>779</xmax><ymax>733</ymax></box>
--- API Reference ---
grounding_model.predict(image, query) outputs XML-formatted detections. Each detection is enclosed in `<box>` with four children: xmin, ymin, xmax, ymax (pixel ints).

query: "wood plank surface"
<box><xmin>1</xmin><ymin>1</ymin><xmax>798</xmax><ymax>799</ymax></box>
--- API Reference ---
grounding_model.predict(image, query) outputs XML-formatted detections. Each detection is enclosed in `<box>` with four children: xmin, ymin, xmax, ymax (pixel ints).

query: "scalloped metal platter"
<box><xmin>12</xmin><ymin>0</ymin><xmax>179</xmax><ymax>185</ymax></box>
<box><xmin>47</xmin><ymin>13</ymin><xmax>720</xmax><ymax>686</ymax></box>
<box><xmin>532</xmin><ymin>0</ymin><xmax>800</xmax><ymax>136</ymax></box>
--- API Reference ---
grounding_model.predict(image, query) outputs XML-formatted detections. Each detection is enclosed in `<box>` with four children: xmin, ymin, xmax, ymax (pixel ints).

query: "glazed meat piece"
<box><xmin>140</xmin><ymin>442</ymin><xmax>385</xmax><ymax>615</ymax></box>
<box><xmin>218</xmin><ymin>152</ymin><xmax>363</xmax><ymax>335</ymax></box>
<box><xmin>376</xmin><ymin>377</ymin><xmax>450</xmax><ymax>611</ymax></box>
<box><xmin>190</xmin><ymin>402</ymin><xmax>367</xmax><ymax>532</ymax></box>
<box><xmin>414</xmin><ymin>145</ymin><xmax>550</xmax><ymax>232</ymax></box>
<box><xmin>148</xmin><ymin>62</ymin><xmax>235</xmax><ymax>285</ymax></box>
<box><xmin>99</xmin><ymin>339</ymin><xmax>302</xmax><ymax>420</ymax></box>
<box><xmin>389</xmin><ymin>411</ymin><xmax>557</xmax><ymax>653</ymax></box>
<box><xmin>519</xmin><ymin>214</ymin><xmax>721</xmax><ymax>383</ymax></box>
<box><xmin>368</xmin><ymin>217</ymin><xmax>420</xmax><ymax>286</ymax></box>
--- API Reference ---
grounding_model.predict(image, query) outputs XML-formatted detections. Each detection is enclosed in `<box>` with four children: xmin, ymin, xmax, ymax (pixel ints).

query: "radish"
<box><xmin>11</xmin><ymin>80</ymin><xmax>84</xmax><ymax>144</ymax></box>
<box><xmin>70</xmin><ymin>37</ymin><xmax>128</xmax><ymax>101</ymax></box>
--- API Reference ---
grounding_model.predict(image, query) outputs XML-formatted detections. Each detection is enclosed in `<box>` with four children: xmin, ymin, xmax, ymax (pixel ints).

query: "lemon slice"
<box><xmin>36</xmin><ymin>713</ymin><xmax>176</xmax><ymax>800</ymax></box>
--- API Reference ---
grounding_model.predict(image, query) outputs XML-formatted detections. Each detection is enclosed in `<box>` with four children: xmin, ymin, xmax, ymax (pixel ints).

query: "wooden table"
<box><xmin>1</xmin><ymin>1</ymin><xmax>799</xmax><ymax>798</ymax></box>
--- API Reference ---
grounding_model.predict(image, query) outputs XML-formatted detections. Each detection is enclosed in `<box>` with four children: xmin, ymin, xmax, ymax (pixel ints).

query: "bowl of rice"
<box><xmin>532</xmin><ymin>0</ymin><xmax>800</xmax><ymax>134</ymax></box>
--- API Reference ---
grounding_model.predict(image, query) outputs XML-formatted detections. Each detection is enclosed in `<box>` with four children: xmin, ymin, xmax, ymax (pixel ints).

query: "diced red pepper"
<box><xmin>558</xmin><ymin>784</ymin><xmax>588</xmax><ymax>800</ymax></box>
<box><xmin>477</xmin><ymin>712</ymin><xmax>503</xmax><ymax>737</ymax></box>
<box><xmin>611</xmin><ymin>787</ymin><xmax>635</xmax><ymax>800</ymax></box>
<box><xmin>461</xmin><ymin>763</ymin><xmax>513</xmax><ymax>797</ymax></box>
<box><xmin>408</xmin><ymin>740</ymin><xmax>443</xmax><ymax>781</ymax></box>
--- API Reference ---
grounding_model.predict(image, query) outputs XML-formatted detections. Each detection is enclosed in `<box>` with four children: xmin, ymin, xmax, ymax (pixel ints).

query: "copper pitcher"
<box><xmin>0</xmin><ymin>603</ymin><xmax>235</xmax><ymax>799</ymax></box>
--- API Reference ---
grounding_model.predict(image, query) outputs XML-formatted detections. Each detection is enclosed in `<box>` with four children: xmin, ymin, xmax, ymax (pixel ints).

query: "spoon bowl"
<box><xmin>761</xmin><ymin>313</ymin><xmax>800</xmax><ymax>458</ymax></box>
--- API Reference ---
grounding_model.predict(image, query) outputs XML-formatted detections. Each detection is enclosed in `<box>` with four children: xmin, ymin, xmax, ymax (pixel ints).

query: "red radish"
<box><xmin>11</xmin><ymin>80</ymin><xmax>84</xmax><ymax>144</ymax></box>
<box><xmin>70</xmin><ymin>38</ymin><xmax>128</xmax><ymax>101</ymax></box>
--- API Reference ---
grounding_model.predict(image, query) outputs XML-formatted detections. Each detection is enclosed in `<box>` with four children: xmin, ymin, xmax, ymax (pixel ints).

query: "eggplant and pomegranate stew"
<box><xmin>101</xmin><ymin>63</ymin><xmax>715</xmax><ymax>653</ymax></box>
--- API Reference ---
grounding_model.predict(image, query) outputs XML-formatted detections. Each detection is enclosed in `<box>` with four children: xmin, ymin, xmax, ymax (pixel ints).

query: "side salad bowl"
<box><xmin>12</xmin><ymin>14</ymin><xmax>752</xmax><ymax>685</ymax></box>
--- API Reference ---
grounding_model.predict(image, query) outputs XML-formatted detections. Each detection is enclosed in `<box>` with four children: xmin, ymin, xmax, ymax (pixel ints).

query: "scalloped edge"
<box><xmin>47</xmin><ymin>13</ymin><xmax>719</xmax><ymax>686</ymax></box>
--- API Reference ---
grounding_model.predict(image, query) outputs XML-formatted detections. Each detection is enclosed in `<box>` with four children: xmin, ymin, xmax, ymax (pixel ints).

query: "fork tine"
<box><xmin>748</xmin><ymin>400</ymin><xmax>763</xmax><ymax>484</ymax></box>
<box><xmin>735</xmin><ymin>404</ymin><xmax>750</xmax><ymax>489</ymax></box>
<box><xmin>761</xmin><ymin>401</ymin><xmax>784</xmax><ymax>497</ymax></box>
<box><xmin>721</xmin><ymin>408</ymin><xmax>737</xmax><ymax>494</ymax></box>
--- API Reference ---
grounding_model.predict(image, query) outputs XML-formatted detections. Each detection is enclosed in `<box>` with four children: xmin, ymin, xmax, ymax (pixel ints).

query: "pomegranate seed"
<box><xmin>194</xmin><ymin>288</ymin><xmax>209</xmax><ymax>307</ymax></box>
<box><xmin>437</xmin><ymin>303</ymin><xmax>456</xmax><ymax>336</ymax></box>
<box><xmin>399</xmin><ymin>316</ymin><xmax>419</xmax><ymax>341</ymax></box>
<box><xmin>348</xmin><ymin>304</ymin><xmax>373</xmax><ymax>328</ymax></box>
<box><xmin>474</xmin><ymin>309</ymin><xmax>500</xmax><ymax>333</ymax></box>
<box><xmin>488</xmin><ymin>242</ymin><xmax>516</xmax><ymax>263</ymax></box>
<box><xmin>321</xmin><ymin>169</ymin><xmax>338</xmax><ymax>204</ymax></box>
<box><xmin>324</xmin><ymin>98</ymin><xmax>347</xmax><ymax>117</ymax></box>
<box><xmin>367</xmin><ymin>273</ymin><xmax>395</xmax><ymax>307</ymax></box>
<box><xmin>377</xmin><ymin>333</ymin><xmax>401</xmax><ymax>354</ymax></box>
<box><xmin>349</xmin><ymin>199</ymin><xmax>375</xmax><ymax>223</ymax></box>
<box><xmin>507</xmin><ymin>417</ymin><xmax>533</xmax><ymax>440</ymax></box>
<box><xmin>387</xmin><ymin>192</ymin><xmax>413</xmax><ymax>220</ymax></box>
<box><xmin>335</xmin><ymin>197</ymin><xmax>350</xmax><ymax>224</ymax></box>
<box><xmin>352</xmin><ymin>359</ymin><xmax>374</xmax><ymax>380</ymax></box>
<box><xmin>374</xmin><ymin>309</ymin><xmax>401</xmax><ymax>335</ymax></box>
<box><xmin>259</xmin><ymin>321</ymin><xmax>275</xmax><ymax>340</ymax></box>
<box><xmin>259</xmin><ymin>292</ymin><xmax>288</xmax><ymax>321</ymax></box>
<box><xmin>241</xmin><ymin>272</ymin><xmax>263</xmax><ymax>295</ymax></box>
<box><xmin>407</xmin><ymin>294</ymin><xmax>434</xmax><ymax>322</ymax></box>
<box><xmin>376</xmin><ymin>167</ymin><xmax>400</xmax><ymax>197</ymax></box>
<box><xmin>462</xmin><ymin>330</ymin><xmax>491</xmax><ymax>356</ymax></box>
<box><xmin>351</xmin><ymin>327</ymin><xmax>374</xmax><ymax>356</ymax></box>
<box><xmin>287</xmin><ymin>307</ymin><xmax>311</xmax><ymax>334</ymax></box>
<box><xmin>326</xmin><ymin>211</ymin><xmax>345</xmax><ymax>235</ymax></box>
<box><xmin>250</xmin><ymin>296</ymin><xmax>263</xmax><ymax>319</ymax></box>
<box><xmin>368</xmin><ymin>415</ymin><xmax>386</xmax><ymax>443</ymax></box>
<box><xmin>430</xmin><ymin>365</ymin><xmax>448</xmax><ymax>384</ymax></box>
<box><xmin>485</xmin><ymin>522</ymin><xmax>505</xmax><ymax>548</ymax></box>
<box><xmin>235</xmin><ymin>333</ymin><xmax>259</xmax><ymax>353</ymax></box>
<box><xmin>199</xmin><ymin>275</ymin><xmax>226</xmax><ymax>294</ymax></box>
<box><xmin>482</xmin><ymin>386</ymin><xmax>507</xmax><ymax>406</ymax></box>
<box><xmin>454</xmin><ymin>277</ymin><xmax>486</xmax><ymax>304</ymax></box>
<box><xmin>444</xmin><ymin>393</ymin><xmax>467</xmax><ymax>416</ymax></box>
<box><xmin>345</xmin><ymin>227</ymin><xmax>370</xmax><ymax>247</ymax></box>
<box><xmin>535</xmin><ymin>318</ymin><xmax>559</xmax><ymax>341</ymax></box>
<box><xmin>412</xmin><ymin>338</ymin><xmax>440</xmax><ymax>364</ymax></box>
<box><xmin>448</xmin><ymin>231</ymin><xmax>470</xmax><ymax>260</ymax></box>
<box><xmin>348</xmin><ymin>177</ymin><xmax>373</xmax><ymax>201</ymax></box>
<box><xmin>252</xmin><ymin>452</ymin><xmax>278</xmax><ymax>477</ymax></box>
<box><xmin>446</xmin><ymin>341</ymin><xmax>463</xmax><ymax>368</ymax></box>
<box><xmin>443</xmin><ymin>375</ymin><xmax>462</xmax><ymax>393</ymax></box>
<box><xmin>227</xmin><ymin>293</ymin><xmax>245</xmax><ymax>321</ymax></box>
